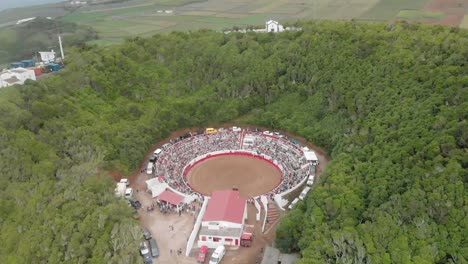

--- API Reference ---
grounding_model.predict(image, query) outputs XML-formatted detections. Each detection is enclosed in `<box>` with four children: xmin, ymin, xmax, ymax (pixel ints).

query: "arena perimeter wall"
<box><xmin>182</xmin><ymin>150</ymin><xmax>307</xmax><ymax>202</ymax></box>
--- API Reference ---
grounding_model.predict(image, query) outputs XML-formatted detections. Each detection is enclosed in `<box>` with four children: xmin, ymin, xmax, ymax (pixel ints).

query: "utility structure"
<box><xmin>58</xmin><ymin>35</ymin><xmax>65</xmax><ymax>60</ymax></box>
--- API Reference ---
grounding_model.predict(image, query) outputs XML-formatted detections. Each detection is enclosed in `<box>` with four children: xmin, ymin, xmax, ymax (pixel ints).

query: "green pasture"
<box><xmin>3</xmin><ymin>0</ymin><xmax>461</xmax><ymax>46</ymax></box>
<box><xmin>461</xmin><ymin>15</ymin><xmax>468</xmax><ymax>29</ymax></box>
<box><xmin>397</xmin><ymin>10</ymin><xmax>445</xmax><ymax>20</ymax></box>
<box><xmin>60</xmin><ymin>0</ymin><xmax>386</xmax><ymax>45</ymax></box>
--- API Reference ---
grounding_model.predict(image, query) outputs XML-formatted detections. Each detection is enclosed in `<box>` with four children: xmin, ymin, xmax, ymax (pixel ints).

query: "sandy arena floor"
<box><xmin>186</xmin><ymin>155</ymin><xmax>282</xmax><ymax>198</ymax></box>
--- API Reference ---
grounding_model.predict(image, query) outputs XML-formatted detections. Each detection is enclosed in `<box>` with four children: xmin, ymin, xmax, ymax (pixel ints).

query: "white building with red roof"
<box><xmin>198</xmin><ymin>190</ymin><xmax>247</xmax><ymax>248</ymax></box>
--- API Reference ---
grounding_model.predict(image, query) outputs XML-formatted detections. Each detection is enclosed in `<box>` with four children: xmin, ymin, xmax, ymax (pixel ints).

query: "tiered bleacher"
<box><xmin>152</xmin><ymin>128</ymin><xmax>316</xmax><ymax>198</ymax></box>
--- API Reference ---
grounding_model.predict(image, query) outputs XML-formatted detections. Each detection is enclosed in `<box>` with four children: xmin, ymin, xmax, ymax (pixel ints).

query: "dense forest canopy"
<box><xmin>0</xmin><ymin>21</ymin><xmax>466</xmax><ymax>263</ymax></box>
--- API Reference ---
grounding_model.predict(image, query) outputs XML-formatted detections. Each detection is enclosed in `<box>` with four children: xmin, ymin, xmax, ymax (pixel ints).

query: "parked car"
<box><xmin>197</xmin><ymin>245</ymin><xmax>208</xmax><ymax>263</ymax></box>
<box><xmin>142</xmin><ymin>227</ymin><xmax>152</xmax><ymax>240</ymax></box>
<box><xmin>153</xmin><ymin>148</ymin><xmax>163</xmax><ymax>156</ymax></box>
<box><xmin>146</xmin><ymin>163</ymin><xmax>154</xmax><ymax>175</ymax></box>
<box><xmin>129</xmin><ymin>198</ymin><xmax>142</xmax><ymax>209</ymax></box>
<box><xmin>149</xmin><ymin>156</ymin><xmax>157</xmax><ymax>163</ymax></box>
<box><xmin>209</xmin><ymin>245</ymin><xmax>225</xmax><ymax>264</ymax></box>
<box><xmin>140</xmin><ymin>242</ymin><xmax>152</xmax><ymax>263</ymax></box>
<box><xmin>120</xmin><ymin>178</ymin><xmax>129</xmax><ymax>186</ymax></box>
<box><xmin>149</xmin><ymin>238</ymin><xmax>159</xmax><ymax>257</ymax></box>
<box><xmin>125</xmin><ymin>188</ymin><xmax>133</xmax><ymax>199</ymax></box>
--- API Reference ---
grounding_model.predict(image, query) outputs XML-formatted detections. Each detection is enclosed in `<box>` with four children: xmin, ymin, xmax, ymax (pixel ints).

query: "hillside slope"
<box><xmin>0</xmin><ymin>21</ymin><xmax>466</xmax><ymax>263</ymax></box>
<box><xmin>0</xmin><ymin>17</ymin><xmax>97</xmax><ymax>65</ymax></box>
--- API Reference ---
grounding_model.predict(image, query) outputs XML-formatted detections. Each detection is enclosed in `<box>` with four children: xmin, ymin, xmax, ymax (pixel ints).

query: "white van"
<box><xmin>120</xmin><ymin>178</ymin><xmax>129</xmax><ymax>186</ymax></box>
<box><xmin>299</xmin><ymin>187</ymin><xmax>311</xmax><ymax>200</ymax></box>
<box><xmin>146</xmin><ymin>163</ymin><xmax>154</xmax><ymax>175</ymax></box>
<box><xmin>153</xmin><ymin>148</ymin><xmax>163</xmax><ymax>156</ymax></box>
<box><xmin>209</xmin><ymin>245</ymin><xmax>225</xmax><ymax>264</ymax></box>
<box><xmin>307</xmin><ymin>175</ymin><xmax>314</xmax><ymax>186</ymax></box>
<box><xmin>125</xmin><ymin>188</ymin><xmax>133</xmax><ymax>199</ymax></box>
<box><xmin>288</xmin><ymin>198</ymin><xmax>300</xmax><ymax>210</ymax></box>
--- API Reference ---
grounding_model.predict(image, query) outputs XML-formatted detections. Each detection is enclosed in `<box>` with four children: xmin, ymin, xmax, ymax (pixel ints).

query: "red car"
<box><xmin>197</xmin><ymin>245</ymin><xmax>208</xmax><ymax>263</ymax></box>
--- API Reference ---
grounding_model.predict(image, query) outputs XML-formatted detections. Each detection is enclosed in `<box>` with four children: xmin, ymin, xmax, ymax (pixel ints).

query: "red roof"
<box><xmin>158</xmin><ymin>190</ymin><xmax>184</xmax><ymax>205</ymax></box>
<box><xmin>203</xmin><ymin>190</ymin><xmax>246</xmax><ymax>224</ymax></box>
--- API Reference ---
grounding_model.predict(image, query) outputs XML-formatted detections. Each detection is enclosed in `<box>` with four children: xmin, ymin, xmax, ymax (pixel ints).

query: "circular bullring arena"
<box><xmin>133</xmin><ymin>127</ymin><xmax>322</xmax><ymax>264</ymax></box>
<box><xmin>152</xmin><ymin>128</ymin><xmax>317</xmax><ymax>202</ymax></box>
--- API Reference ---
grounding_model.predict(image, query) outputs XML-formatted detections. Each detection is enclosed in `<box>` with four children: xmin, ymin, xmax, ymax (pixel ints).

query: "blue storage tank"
<box><xmin>21</xmin><ymin>60</ymin><xmax>35</xmax><ymax>67</ymax></box>
<box><xmin>48</xmin><ymin>63</ymin><xmax>60</xmax><ymax>72</ymax></box>
<box><xmin>11</xmin><ymin>62</ymin><xmax>23</xmax><ymax>68</ymax></box>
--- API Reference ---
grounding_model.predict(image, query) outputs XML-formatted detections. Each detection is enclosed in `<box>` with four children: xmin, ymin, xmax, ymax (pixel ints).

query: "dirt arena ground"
<box><xmin>187</xmin><ymin>155</ymin><xmax>282</xmax><ymax>198</ymax></box>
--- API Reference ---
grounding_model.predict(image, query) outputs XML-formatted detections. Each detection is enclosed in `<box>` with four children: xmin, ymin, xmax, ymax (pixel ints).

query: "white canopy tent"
<box><xmin>146</xmin><ymin>178</ymin><xmax>169</xmax><ymax>197</ymax></box>
<box><xmin>302</xmin><ymin>147</ymin><xmax>319</xmax><ymax>165</ymax></box>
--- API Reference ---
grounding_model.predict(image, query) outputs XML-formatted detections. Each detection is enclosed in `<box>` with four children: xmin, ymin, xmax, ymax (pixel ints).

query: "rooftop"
<box><xmin>199</xmin><ymin>226</ymin><xmax>243</xmax><ymax>237</ymax></box>
<box><xmin>203</xmin><ymin>190</ymin><xmax>246</xmax><ymax>224</ymax></box>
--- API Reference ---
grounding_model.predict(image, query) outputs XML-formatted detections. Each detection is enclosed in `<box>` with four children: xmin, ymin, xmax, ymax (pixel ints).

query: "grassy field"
<box><xmin>397</xmin><ymin>10</ymin><xmax>445</xmax><ymax>20</ymax></box>
<box><xmin>58</xmin><ymin>0</ymin><xmax>384</xmax><ymax>44</ymax></box>
<box><xmin>461</xmin><ymin>15</ymin><xmax>468</xmax><ymax>28</ymax></box>
<box><xmin>1</xmin><ymin>0</ymin><xmax>467</xmax><ymax>46</ymax></box>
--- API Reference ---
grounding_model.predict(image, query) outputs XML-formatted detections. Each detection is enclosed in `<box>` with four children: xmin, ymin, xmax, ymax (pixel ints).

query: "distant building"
<box><xmin>223</xmin><ymin>20</ymin><xmax>302</xmax><ymax>34</ymax></box>
<box><xmin>70</xmin><ymin>1</ymin><xmax>87</xmax><ymax>5</ymax></box>
<box><xmin>198</xmin><ymin>190</ymin><xmax>247</xmax><ymax>248</ymax></box>
<box><xmin>16</xmin><ymin>17</ymin><xmax>36</xmax><ymax>25</ymax></box>
<box><xmin>266</xmin><ymin>20</ymin><xmax>284</xmax><ymax>32</ymax></box>
<box><xmin>0</xmin><ymin>67</ymin><xmax>36</xmax><ymax>88</ymax></box>
<box><xmin>39</xmin><ymin>50</ymin><xmax>56</xmax><ymax>63</ymax></box>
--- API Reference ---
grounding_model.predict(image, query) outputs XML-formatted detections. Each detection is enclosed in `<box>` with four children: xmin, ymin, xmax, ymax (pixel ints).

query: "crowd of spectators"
<box><xmin>152</xmin><ymin>129</ymin><xmax>314</xmax><ymax>197</ymax></box>
<box><xmin>243</xmin><ymin>133</ymin><xmax>312</xmax><ymax>197</ymax></box>
<box><xmin>154</xmin><ymin>131</ymin><xmax>241</xmax><ymax>194</ymax></box>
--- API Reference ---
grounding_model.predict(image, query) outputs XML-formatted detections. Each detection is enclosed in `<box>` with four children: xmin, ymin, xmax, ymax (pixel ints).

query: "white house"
<box><xmin>266</xmin><ymin>20</ymin><xmax>284</xmax><ymax>33</ymax></box>
<box><xmin>198</xmin><ymin>190</ymin><xmax>247</xmax><ymax>248</ymax></box>
<box><xmin>0</xmin><ymin>67</ymin><xmax>36</xmax><ymax>88</ymax></box>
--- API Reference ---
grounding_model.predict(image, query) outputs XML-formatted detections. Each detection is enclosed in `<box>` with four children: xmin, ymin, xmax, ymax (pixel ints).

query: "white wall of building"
<box><xmin>198</xmin><ymin>234</ymin><xmax>242</xmax><ymax>248</ymax></box>
<box><xmin>0</xmin><ymin>67</ymin><xmax>36</xmax><ymax>88</ymax></box>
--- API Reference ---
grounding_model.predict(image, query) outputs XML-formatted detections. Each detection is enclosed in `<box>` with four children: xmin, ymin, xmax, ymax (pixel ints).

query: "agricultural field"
<box><xmin>60</xmin><ymin>0</ymin><xmax>384</xmax><ymax>43</ymax></box>
<box><xmin>0</xmin><ymin>0</ymin><xmax>466</xmax><ymax>45</ymax></box>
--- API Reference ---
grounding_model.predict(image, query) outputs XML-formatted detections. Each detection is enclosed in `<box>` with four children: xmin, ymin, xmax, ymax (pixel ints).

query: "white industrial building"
<box><xmin>39</xmin><ymin>50</ymin><xmax>57</xmax><ymax>63</ymax></box>
<box><xmin>0</xmin><ymin>67</ymin><xmax>36</xmax><ymax>88</ymax></box>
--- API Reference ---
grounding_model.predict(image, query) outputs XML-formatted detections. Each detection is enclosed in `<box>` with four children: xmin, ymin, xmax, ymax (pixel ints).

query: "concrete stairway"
<box><xmin>264</xmin><ymin>199</ymin><xmax>280</xmax><ymax>233</ymax></box>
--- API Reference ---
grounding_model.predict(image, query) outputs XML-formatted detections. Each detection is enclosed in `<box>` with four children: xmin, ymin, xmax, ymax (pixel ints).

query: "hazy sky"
<box><xmin>0</xmin><ymin>0</ymin><xmax>64</xmax><ymax>11</ymax></box>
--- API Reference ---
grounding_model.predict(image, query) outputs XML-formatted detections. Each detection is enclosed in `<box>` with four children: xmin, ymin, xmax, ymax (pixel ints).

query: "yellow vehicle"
<box><xmin>205</xmin><ymin>128</ymin><xmax>218</xmax><ymax>134</ymax></box>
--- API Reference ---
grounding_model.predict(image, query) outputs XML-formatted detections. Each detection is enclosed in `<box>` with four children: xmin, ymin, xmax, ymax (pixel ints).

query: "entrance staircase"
<box><xmin>264</xmin><ymin>198</ymin><xmax>280</xmax><ymax>233</ymax></box>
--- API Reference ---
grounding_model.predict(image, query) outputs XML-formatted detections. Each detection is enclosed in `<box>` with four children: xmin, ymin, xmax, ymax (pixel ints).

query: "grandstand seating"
<box><xmin>153</xmin><ymin>128</ymin><xmax>314</xmax><ymax>198</ymax></box>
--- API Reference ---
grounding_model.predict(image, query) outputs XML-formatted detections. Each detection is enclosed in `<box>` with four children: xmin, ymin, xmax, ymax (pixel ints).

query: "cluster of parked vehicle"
<box><xmin>146</xmin><ymin>142</ymin><xmax>171</xmax><ymax>174</ymax></box>
<box><xmin>140</xmin><ymin>228</ymin><xmax>159</xmax><ymax>264</ymax></box>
